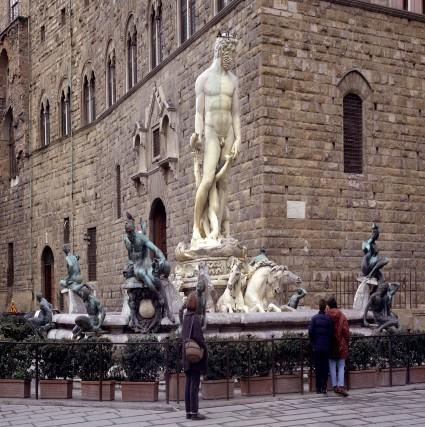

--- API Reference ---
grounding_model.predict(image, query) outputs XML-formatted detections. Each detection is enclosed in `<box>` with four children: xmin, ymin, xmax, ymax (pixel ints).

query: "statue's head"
<box><xmin>35</xmin><ymin>292</ymin><xmax>42</xmax><ymax>302</ymax></box>
<box><xmin>125</xmin><ymin>212</ymin><xmax>136</xmax><ymax>234</ymax></box>
<box><xmin>81</xmin><ymin>286</ymin><xmax>91</xmax><ymax>301</ymax></box>
<box><xmin>378</xmin><ymin>283</ymin><xmax>388</xmax><ymax>296</ymax></box>
<box><xmin>63</xmin><ymin>245</ymin><xmax>70</xmax><ymax>255</ymax></box>
<box><xmin>260</xmin><ymin>247</ymin><xmax>266</xmax><ymax>255</ymax></box>
<box><xmin>214</xmin><ymin>31</ymin><xmax>237</xmax><ymax>71</ymax></box>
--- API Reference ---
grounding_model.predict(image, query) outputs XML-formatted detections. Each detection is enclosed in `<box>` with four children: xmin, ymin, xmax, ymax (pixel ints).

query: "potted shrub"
<box><xmin>120</xmin><ymin>336</ymin><xmax>163</xmax><ymax>401</ymax></box>
<box><xmin>75</xmin><ymin>337</ymin><xmax>115</xmax><ymax>401</ymax></box>
<box><xmin>201</xmin><ymin>337</ymin><xmax>239</xmax><ymax>399</ymax></box>
<box><xmin>408</xmin><ymin>333</ymin><xmax>425</xmax><ymax>383</ymax></box>
<box><xmin>274</xmin><ymin>335</ymin><xmax>304</xmax><ymax>394</ymax></box>
<box><xmin>163</xmin><ymin>335</ymin><xmax>185</xmax><ymax>401</ymax></box>
<box><xmin>347</xmin><ymin>335</ymin><xmax>378</xmax><ymax>389</ymax></box>
<box><xmin>39</xmin><ymin>340</ymin><xmax>75</xmax><ymax>399</ymax></box>
<box><xmin>238</xmin><ymin>338</ymin><xmax>272</xmax><ymax>396</ymax></box>
<box><xmin>0</xmin><ymin>340</ymin><xmax>32</xmax><ymax>398</ymax></box>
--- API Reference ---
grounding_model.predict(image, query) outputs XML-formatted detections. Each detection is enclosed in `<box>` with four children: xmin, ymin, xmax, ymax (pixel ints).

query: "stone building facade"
<box><xmin>0</xmin><ymin>0</ymin><xmax>424</xmax><ymax>312</ymax></box>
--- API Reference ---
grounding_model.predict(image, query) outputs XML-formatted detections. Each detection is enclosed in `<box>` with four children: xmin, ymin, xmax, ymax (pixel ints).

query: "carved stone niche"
<box><xmin>132</xmin><ymin>83</ymin><xmax>179</xmax><ymax>187</ymax></box>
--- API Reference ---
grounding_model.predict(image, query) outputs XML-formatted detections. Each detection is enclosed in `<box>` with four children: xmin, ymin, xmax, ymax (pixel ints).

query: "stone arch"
<box><xmin>149</xmin><ymin>198</ymin><xmax>167</xmax><ymax>258</ymax></box>
<box><xmin>41</xmin><ymin>246</ymin><xmax>55</xmax><ymax>305</ymax></box>
<box><xmin>337</xmin><ymin>69</ymin><xmax>372</xmax><ymax>100</ymax></box>
<box><xmin>0</xmin><ymin>107</ymin><xmax>15</xmax><ymax>181</ymax></box>
<box><xmin>0</xmin><ymin>49</ymin><xmax>9</xmax><ymax>113</ymax></box>
<box><xmin>126</xmin><ymin>13</ymin><xmax>138</xmax><ymax>90</ymax></box>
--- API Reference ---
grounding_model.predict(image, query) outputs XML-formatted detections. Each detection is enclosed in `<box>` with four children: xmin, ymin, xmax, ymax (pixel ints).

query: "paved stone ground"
<box><xmin>1</xmin><ymin>387</ymin><xmax>425</xmax><ymax>427</ymax></box>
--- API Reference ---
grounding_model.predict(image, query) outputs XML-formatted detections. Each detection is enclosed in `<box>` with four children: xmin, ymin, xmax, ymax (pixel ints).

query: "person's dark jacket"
<box><xmin>309</xmin><ymin>311</ymin><xmax>333</xmax><ymax>353</ymax></box>
<box><xmin>181</xmin><ymin>311</ymin><xmax>208</xmax><ymax>373</ymax></box>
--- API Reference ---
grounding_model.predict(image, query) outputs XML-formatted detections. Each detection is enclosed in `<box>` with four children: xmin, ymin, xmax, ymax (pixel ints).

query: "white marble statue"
<box><xmin>190</xmin><ymin>32</ymin><xmax>241</xmax><ymax>247</ymax></box>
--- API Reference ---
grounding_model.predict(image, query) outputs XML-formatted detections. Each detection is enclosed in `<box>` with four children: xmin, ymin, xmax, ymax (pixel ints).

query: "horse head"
<box><xmin>227</xmin><ymin>258</ymin><xmax>243</xmax><ymax>299</ymax></box>
<box><xmin>265</xmin><ymin>265</ymin><xmax>288</xmax><ymax>301</ymax></box>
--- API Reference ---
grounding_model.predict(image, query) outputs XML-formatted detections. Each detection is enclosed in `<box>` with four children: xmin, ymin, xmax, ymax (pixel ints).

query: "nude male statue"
<box><xmin>191</xmin><ymin>32</ymin><xmax>241</xmax><ymax>245</ymax></box>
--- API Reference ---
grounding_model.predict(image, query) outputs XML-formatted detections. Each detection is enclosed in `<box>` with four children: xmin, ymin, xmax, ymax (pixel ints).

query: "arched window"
<box><xmin>40</xmin><ymin>100</ymin><xmax>50</xmax><ymax>147</ymax></box>
<box><xmin>61</xmin><ymin>86</ymin><xmax>71</xmax><ymax>137</ymax></box>
<box><xmin>151</xmin><ymin>3</ymin><xmax>163</xmax><ymax>69</ymax></box>
<box><xmin>107</xmin><ymin>50</ymin><xmax>116</xmax><ymax>107</ymax></box>
<box><xmin>0</xmin><ymin>50</ymin><xmax>9</xmax><ymax>112</ymax></box>
<box><xmin>216</xmin><ymin>0</ymin><xmax>233</xmax><ymax>12</ymax></box>
<box><xmin>90</xmin><ymin>72</ymin><xmax>96</xmax><ymax>121</ymax></box>
<box><xmin>127</xmin><ymin>23</ymin><xmax>137</xmax><ymax>90</ymax></box>
<box><xmin>180</xmin><ymin>0</ymin><xmax>196</xmax><ymax>43</ymax></box>
<box><xmin>343</xmin><ymin>93</ymin><xmax>363</xmax><ymax>174</ymax></box>
<box><xmin>83</xmin><ymin>71</ymin><xmax>96</xmax><ymax>124</ymax></box>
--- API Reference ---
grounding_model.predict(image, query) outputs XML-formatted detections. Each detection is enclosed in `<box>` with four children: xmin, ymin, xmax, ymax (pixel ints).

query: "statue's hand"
<box><xmin>231</xmin><ymin>139</ymin><xmax>241</xmax><ymax>160</ymax></box>
<box><xmin>190</xmin><ymin>133</ymin><xmax>202</xmax><ymax>151</ymax></box>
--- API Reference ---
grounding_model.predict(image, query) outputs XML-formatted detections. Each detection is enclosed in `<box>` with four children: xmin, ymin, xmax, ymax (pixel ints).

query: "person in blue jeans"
<box><xmin>309</xmin><ymin>299</ymin><xmax>334</xmax><ymax>394</ymax></box>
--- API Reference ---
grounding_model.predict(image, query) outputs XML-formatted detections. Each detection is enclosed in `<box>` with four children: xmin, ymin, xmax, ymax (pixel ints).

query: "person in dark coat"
<box><xmin>181</xmin><ymin>292</ymin><xmax>208</xmax><ymax>420</ymax></box>
<box><xmin>309</xmin><ymin>299</ymin><xmax>333</xmax><ymax>394</ymax></box>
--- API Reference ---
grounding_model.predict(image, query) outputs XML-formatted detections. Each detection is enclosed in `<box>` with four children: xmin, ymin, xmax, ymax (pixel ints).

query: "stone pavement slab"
<box><xmin>2</xmin><ymin>387</ymin><xmax>425</xmax><ymax>426</ymax></box>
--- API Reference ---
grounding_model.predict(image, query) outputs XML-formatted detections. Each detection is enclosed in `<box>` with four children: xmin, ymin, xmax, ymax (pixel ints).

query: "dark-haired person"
<box><xmin>309</xmin><ymin>299</ymin><xmax>333</xmax><ymax>394</ymax></box>
<box><xmin>327</xmin><ymin>296</ymin><xmax>349</xmax><ymax>397</ymax></box>
<box><xmin>181</xmin><ymin>292</ymin><xmax>208</xmax><ymax>420</ymax></box>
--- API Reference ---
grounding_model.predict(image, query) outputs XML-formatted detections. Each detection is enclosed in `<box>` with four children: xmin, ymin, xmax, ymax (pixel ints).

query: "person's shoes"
<box><xmin>338</xmin><ymin>387</ymin><xmax>349</xmax><ymax>397</ymax></box>
<box><xmin>333</xmin><ymin>386</ymin><xmax>340</xmax><ymax>395</ymax></box>
<box><xmin>321</xmin><ymin>388</ymin><xmax>328</xmax><ymax>395</ymax></box>
<box><xmin>186</xmin><ymin>414</ymin><xmax>192</xmax><ymax>419</ymax></box>
<box><xmin>191</xmin><ymin>413</ymin><xmax>206</xmax><ymax>420</ymax></box>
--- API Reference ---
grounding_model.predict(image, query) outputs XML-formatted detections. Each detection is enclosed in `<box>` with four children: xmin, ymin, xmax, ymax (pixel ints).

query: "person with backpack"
<box><xmin>309</xmin><ymin>299</ymin><xmax>333</xmax><ymax>394</ymax></box>
<box><xmin>181</xmin><ymin>292</ymin><xmax>208</xmax><ymax>420</ymax></box>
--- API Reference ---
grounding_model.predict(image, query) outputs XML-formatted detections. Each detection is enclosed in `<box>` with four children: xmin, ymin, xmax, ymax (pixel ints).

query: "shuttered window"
<box><xmin>153</xmin><ymin>128</ymin><xmax>160</xmax><ymax>158</ymax></box>
<box><xmin>343</xmin><ymin>93</ymin><xmax>363</xmax><ymax>174</ymax></box>
<box><xmin>87</xmin><ymin>227</ymin><xmax>97</xmax><ymax>281</ymax></box>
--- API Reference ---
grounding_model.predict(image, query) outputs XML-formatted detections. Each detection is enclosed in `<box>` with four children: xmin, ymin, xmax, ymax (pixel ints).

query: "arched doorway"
<box><xmin>41</xmin><ymin>246</ymin><xmax>55</xmax><ymax>305</ymax></box>
<box><xmin>0</xmin><ymin>49</ymin><xmax>9</xmax><ymax>108</ymax></box>
<box><xmin>149</xmin><ymin>198</ymin><xmax>167</xmax><ymax>258</ymax></box>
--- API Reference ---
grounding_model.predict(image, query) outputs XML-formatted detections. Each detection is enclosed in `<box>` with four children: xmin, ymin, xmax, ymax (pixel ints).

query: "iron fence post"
<box><xmin>165</xmin><ymin>341</ymin><xmax>170</xmax><ymax>404</ymax></box>
<box><xmin>35</xmin><ymin>342</ymin><xmax>39</xmax><ymax>400</ymax></box>
<box><xmin>300</xmin><ymin>335</ymin><xmax>304</xmax><ymax>395</ymax></box>
<box><xmin>389</xmin><ymin>335</ymin><xmax>393</xmax><ymax>387</ymax></box>
<box><xmin>271</xmin><ymin>336</ymin><xmax>275</xmax><ymax>397</ymax></box>
<box><xmin>226</xmin><ymin>341</ymin><xmax>230</xmax><ymax>400</ymax></box>
<box><xmin>247</xmin><ymin>335</ymin><xmax>251</xmax><ymax>396</ymax></box>
<box><xmin>99</xmin><ymin>342</ymin><xmax>103</xmax><ymax>402</ymax></box>
<box><xmin>176</xmin><ymin>338</ymin><xmax>181</xmax><ymax>404</ymax></box>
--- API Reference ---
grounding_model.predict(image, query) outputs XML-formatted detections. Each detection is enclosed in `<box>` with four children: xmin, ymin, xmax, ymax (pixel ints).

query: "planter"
<box><xmin>348</xmin><ymin>370</ymin><xmax>376</xmax><ymax>389</ymax></box>
<box><xmin>121</xmin><ymin>381</ymin><xmax>159</xmax><ymax>402</ymax></box>
<box><xmin>409</xmin><ymin>366</ymin><xmax>425</xmax><ymax>384</ymax></box>
<box><xmin>240</xmin><ymin>376</ymin><xmax>272</xmax><ymax>396</ymax></box>
<box><xmin>201</xmin><ymin>379</ymin><xmax>234</xmax><ymax>400</ymax></box>
<box><xmin>168</xmin><ymin>373</ymin><xmax>186</xmax><ymax>401</ymax></box>
<box><xmin>274</xmin><ymin>373</ymin><xmax>302</xmax><ymax>394</ymax></box>
<box><xmin>376</xmin><ymin>368</ymin><xmax>407</xmax><ymax>387</ymax></box>
<box><xmin>0</xmin><ymin>379</ymin><xmax>31</xmax><ymax>398</ymax></box>
<box><xmin>40</xmin><ymin>379</ymin><xmax>73</xmax><ymax>399</ymax></box>
<box><xmin>81</xmin><ymin>380</ymin><xmax>115</xmax><ymax>401</ymax></box>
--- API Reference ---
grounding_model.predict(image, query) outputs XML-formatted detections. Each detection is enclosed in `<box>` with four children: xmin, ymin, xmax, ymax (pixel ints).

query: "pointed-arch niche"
<box><xmin>149</xmin><ymin>198</ymin><xmax>167</xmax><ymax>258</ymax></box>
<box><xmin>41</xmin><ymin>246</ymin><xmax>55</xmax><ymax>305</ymax></box>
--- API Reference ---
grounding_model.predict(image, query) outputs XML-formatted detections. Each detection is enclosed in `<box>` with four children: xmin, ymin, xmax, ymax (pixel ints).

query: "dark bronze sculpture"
<box><xmin>363</xmin><ymin>282</ymin><xmax>400</xmax><ymax>332</ymax></box>
<box><xmin>72</xmin><ymin>287</ymin><xmax>106</xmax><ymax>340</ymax></box>
<box><xmin>60</xmin><ymin>245</ymin><xmax>86</xmax><ymax>293</ymax></box>
<box><xmin>26</xmin><ymin>293</ymin><xmax>54</xmax><ymax>337</ymax></box>
<box><xmin>361</xmin><ymin>223</ymin><xmax>389</xmax><ymax>285</ymax></box>
<box><xmin>287</xmin><ymin>287</ymin><xmax>307</xmax><ymax>309</ymax></box>
<box><xmin>123</xmin><ymin>213</ymin><xmax>175</xmax><ymax>333</ymax></box>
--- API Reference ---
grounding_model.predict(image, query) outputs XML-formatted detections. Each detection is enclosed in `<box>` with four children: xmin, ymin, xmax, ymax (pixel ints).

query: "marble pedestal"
<box><xmin>60</xmin><ymin>289</ymin><xmax>87</xmax><ymax>314</ymax></box>
<box><xmin>174</xmin><ymin>238</ymin><xmax>247</xmax><ymax>298</ymax></box>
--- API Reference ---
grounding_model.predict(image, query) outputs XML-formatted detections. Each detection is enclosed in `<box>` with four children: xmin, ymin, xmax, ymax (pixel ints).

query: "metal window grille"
<box><xmin>116</xmin><ymin>165</ymin><xmax>121</xmax><ymax>219</ymax></box>
<box><xmin>63</xmin><ymin>217</ymin><xmax>70</xmax><ymax>244</ymax></box>
<box><xmin>343</xmin><ymin>93</ymin><xmax>363</xmax><ymax>174</ymax></box>
<box><xmin>87</xmin><ymin>227</ymin><xmax>97</xmax><ymax>281</ymax></box>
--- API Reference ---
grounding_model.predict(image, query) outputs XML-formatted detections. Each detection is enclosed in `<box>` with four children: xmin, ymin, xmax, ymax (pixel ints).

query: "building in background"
<box><xmin>0</xmin><ymin>0</ymin><xmax>424</xmax><ymax>311</ymax></box>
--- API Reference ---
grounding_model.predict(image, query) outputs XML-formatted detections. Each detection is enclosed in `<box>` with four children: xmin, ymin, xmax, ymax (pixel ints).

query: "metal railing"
<box><xmin>0</xmin><ymin>333</ymin><xmax>425</xmax><ymax>401</ymax></box>
<box><xmin>334</xmin><ymin>270</ymin><xmax>419</xmax><ymax>309</ymax></box>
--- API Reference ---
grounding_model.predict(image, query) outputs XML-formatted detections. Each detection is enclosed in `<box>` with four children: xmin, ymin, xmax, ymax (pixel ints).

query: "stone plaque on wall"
<box><xmin>287</xmin><ymin>201</ymin><xmax>306</xmax><ymax>219</ymax></box>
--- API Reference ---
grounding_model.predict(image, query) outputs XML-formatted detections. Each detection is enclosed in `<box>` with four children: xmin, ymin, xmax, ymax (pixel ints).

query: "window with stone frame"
<box><xmin>9</xmin><ymin>0</ymin><xmax>19</xmax><ymax>22</ymax></box>
<box><xmin>127</xmin><ymin>23</ymin><xmax>137</xmax><ymax>90</ymax></box>
<box><xmin>217</xmin><ymin>0</ymin><xmax>233</xmax><ymax>12</ymax></box>
<box><xmin>7</xmin><ymin>242</ymin><xmax>14</xmax><ymax>289</ymax></box>
<box><xmin>152</xmin><ymin>127</ymin><xmax>161</xmax><ymax>159</ymax></box>
<box><xmin>343</xmin><ymin>93</ymin><xmax>363</xmax><ymax>174</ymax></box>
<box><xmin>89</xmin><ymin>72</ymin><xmax>96</xmax><ymax>121</ymax></box>
<box><xmin>107</xmin><ymin>50</ymin><xmax>116</xmax><ymax>107</ymax></box>
<box><xmin>180</xmin><ymin>0</ymin><xmax>196</xmax><ymax>43</ymax></box>
<box><xmin>40</xmin><ymin>100</ymin><xmax>50</xmax><ymax>147</ymax></box>
<box><xmin>5</xmin><ymin>110</ymin><xmax>16</xmax><ymax>179</ymax></box>
<box><xmin>61</xmin><ymin>86</ymin><xmax>71</xmax><ymax>137</ymax></box>
<box><xmin>63</xmin><ymin>217</ymin><xmax>70</xmax><ymax>245</ymax></box>
<box><xmin>150</xmin><ymin>3</ymin><xmax>164</xmax><ymax>69</ymax></box>
<box><xmin>83</xmin><ymin>72</ymin><xmax>96</xmax><ymax>125</ymax></box>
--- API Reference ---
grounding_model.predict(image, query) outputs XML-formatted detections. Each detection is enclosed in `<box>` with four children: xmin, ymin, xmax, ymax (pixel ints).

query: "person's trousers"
<box><xmin>185</xmin><ymin>369</ymin><xmax>201</xmax><ymax>415</ymax></box>
<box><xmin>314</xmin><ymin>351</ymin><xmax>329</xmax><ymax>392</ymax></box>
<box><xmin>329</xmin><ymin>358</ymin><xmax>345</xmax><ymax>387</ymax></box>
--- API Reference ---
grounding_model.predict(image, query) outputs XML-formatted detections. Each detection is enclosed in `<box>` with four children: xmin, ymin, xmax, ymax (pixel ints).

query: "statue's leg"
<box><xmin>207</xmin><ymin>182</ymin><xmax>220</xmax><ymax>240</ymax></box>
<box><xmin>377</xmin><ymin>318</ymin><xmax>399</xmax><ymax>333</ymax></box>
<box><xmin>193</xmin><ymin>127</ymin><xmax>221</xmax><ymax>240</ymax></box>
<box><xmin>160</xmin><ymin>283</ymin><xmax>175</xmax><ymax>323</ymax></box>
